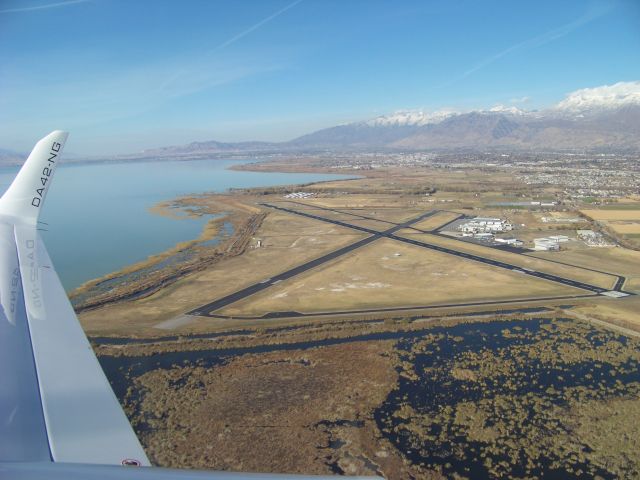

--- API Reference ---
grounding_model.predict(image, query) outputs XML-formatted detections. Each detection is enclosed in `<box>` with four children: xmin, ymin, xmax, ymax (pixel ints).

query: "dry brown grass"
<box><xmin>581</xmin><ymin>209</ymin><xmax>640</xmax><ymax>221</ymax></box>
<box><xmin>79</xmin><ymin>211</ymin><xmax>366</xmax><ymax>335</ymax></box>
<box><xmin>609</xmin><ymin>223</ymin><xmax>640</xmax><ymax>234</ymax></box>
<box><xmin>531</xmin><ymin>247</ymin><xmax>640</xmax><ymax>293</ymax></box>
<box><xmin>218</xmin><ymin>239</ymin><xmax>583</xmax><ymax>318</ymax></box>
<box><xmin>411</xmin><ymin>211</ymin><xmax>461</xmax><ymax>231</ymax></box>
<box><xmin>568</xmin><ymin>296</ymin><xmax>640</xmax><ymax>330</ymax></box>
<box><xmin>135</xmin><ymin>341</ymin><xmax>408</xmax><ymax>476</ymax></box>
<box><xmin>399</xmin><ymin>233</ymin><xmax>617</xmax><ymax>289</ymax></box>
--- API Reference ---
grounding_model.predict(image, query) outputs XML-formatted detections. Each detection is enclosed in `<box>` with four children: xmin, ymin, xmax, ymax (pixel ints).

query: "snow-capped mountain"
<box><xmin>44</xmin><ymin>81</ymin><xmax>636</xmax><ymax>159</ymax></box>
<box><xmin>364</xmin><ymin>109</ymin><xmax>458</xmax><ymax>127</ymax></box>
<box><xmin>291</xmin><ymin>82</ymin><xmax>640</xmax><ymax>151</ymax></box>
<box><xmin>553</xmin><ymin>81</ymin><xmax>640</xmax><ymax>113</ymax></box>
<box><xmin>487</xmin><ymin>105</ymin><xmax>526</xmax><ymax>115</ymax></box>
<box><xmin>360</xmin><ymin>106</ymin><xmax>525</xmax><ymax>128</ymax></box>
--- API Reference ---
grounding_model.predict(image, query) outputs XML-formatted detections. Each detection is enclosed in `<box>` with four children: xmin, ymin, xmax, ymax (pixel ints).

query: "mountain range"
<box><xmin>2</xmin><ymin>82</ymin><xmax>639</xmax><ymax>166</ymax></box>
<box><xmin>296</xmin><ymin>103</ymin><xmax>639</xmax><ymax>152</ymax></box>
<box><xmin>142</xmin><ymin>81</ymin><xmax>640</xmax><ymax>156</ymax></box>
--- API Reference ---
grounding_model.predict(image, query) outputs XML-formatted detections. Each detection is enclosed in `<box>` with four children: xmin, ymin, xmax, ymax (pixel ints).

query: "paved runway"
<box><xmin>185</xmin><ymin>203</ymin><xmax>629</xmax><ymax>319</ymax></box>
<box><xmin>268</xmin><ymin>203</ymin><xmax>614</xmax><ymax>294</ymax></box>
<box><xmin>390</xmin><ymin>235</ymin><xmax>611</xmax><ymax>293</ymax></box>
<box><xmin>205</xmin><ymin>294</ymin><xmax>597</xmax><ymax>320</ymax></box>
<box><xmin>286</xmin><ymin>200</ymin><xmax>464</xmax><ymax>234</ymax></box>
<box><xmin>186</xmin><ymin>209</ymin><xmax>438</xmax><ymax>316</ymax></box>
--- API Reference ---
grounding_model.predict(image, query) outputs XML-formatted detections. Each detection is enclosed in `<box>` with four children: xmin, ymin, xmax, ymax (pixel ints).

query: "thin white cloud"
<box><xmin>555</xmin><ymin>80</ymin><xmax>640</xmax><ymax>110</ymax></box>
<box><xmin>439</xmin><ymin>3</ymin><xmax>612</xmax><ymax>87</ymax></box>
<box><xmin>213</xmin><ymin>0</ymin><xmax>304</xmax><ymax>52</ymax></box>
<box><xmin>0</xmin><ymin>0</ymin><xmax>88</xmax><ymax>14</ymax></box>
<box><xmin>157</xmin><ymin>0</ymin><xmax>303</xmax><ymax>95</ymax></box>
<box><xmin>510</xmin><ymin>96</ymin><xmax>530</xmax><ymax>104</ymax></box>
<box><xmin>0</xmin><ymin>51</ymin><xmax>287</xmax><ymax>138</ymax></box>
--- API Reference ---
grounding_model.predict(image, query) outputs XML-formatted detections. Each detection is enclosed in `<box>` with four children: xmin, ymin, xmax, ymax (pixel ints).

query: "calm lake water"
<box><xmin>0</xmin><ymin>159</ymin><xmax>352</xmax><ymax>290</ymax></box>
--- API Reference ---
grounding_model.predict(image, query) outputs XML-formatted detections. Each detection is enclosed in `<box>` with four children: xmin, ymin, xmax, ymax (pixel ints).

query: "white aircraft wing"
<box><xmin>0</xmin><ymin>131</ymin><xmax>150</xmax><ymax>466</ymax></box>
<box><xmin>0</xmin><ymin>131</ymin><xmax>382</xmax><ymax>479</ymax></box>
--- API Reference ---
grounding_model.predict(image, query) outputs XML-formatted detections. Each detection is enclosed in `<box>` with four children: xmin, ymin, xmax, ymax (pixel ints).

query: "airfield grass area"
<box><xmin>350</xmin><ymin>218</ymin><xmax>403</xmax><ymax>231</ymax></box>
<box><xmin>218</xmin><ymin>239</ymin><xmax>582</xmax><ymax>318</ymax></box>
<box><xmin>569</xmin><ymin>296</ymin><xmax>640</xmax><ymax>331</ymax></box>
<box><xmin>399</xmin><ymin>232</ymin><xmax>617</xmax><ymax>289</ymax></box>
<box><xmin>287</xmin><ymin>198</ymin><xmax>427</xmax><ymax>223</ymax></box>
<box><xmin>79</xmin><ymin>209</ymin><xmax>366</xmax><ymax>335</ymax></box>
<box><xmin>530</xmin><ymin>247</ymin><xmax>640</xmax><ymax>293</ymax></box>
<box><xmin>410</xmin><ymin>210</ymin><xmax>461</xmax><ymax>231</ymax></box>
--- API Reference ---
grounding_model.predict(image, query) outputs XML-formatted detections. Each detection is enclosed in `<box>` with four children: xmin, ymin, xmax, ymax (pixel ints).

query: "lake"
<box><xmin>0</xmin><ymin>159</ymin><xmax>352</xmax><ymax>290</ymax></box>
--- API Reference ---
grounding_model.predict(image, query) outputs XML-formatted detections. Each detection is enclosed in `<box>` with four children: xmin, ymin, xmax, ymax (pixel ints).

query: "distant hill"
<box><xmin>129</xmin><ymin>105</ymin><xmax>640</xmax><ymax>157</ymax></box>
<box><xmin>144</xmin><ymin>82</ymin><xmax>640</xmax><ymax>155</ymax></box>
<box><xmin>0</xmin><ymin>148</ymin><xmax>24</xmax><ymax>167</ymax></box>
<box><xmin>292</xmin><ymin>102</ymin><xmax>640</xmax><ymax>152</ymax></box>
<box><xmin>3</xmin><ymin>82</ymin><xmax>639</xmax><ymax>159</ymax></box>
<box><xmin>138</xmin><ymin>139</ymin><xmax>280</xmax><ymax>158</ymax></box>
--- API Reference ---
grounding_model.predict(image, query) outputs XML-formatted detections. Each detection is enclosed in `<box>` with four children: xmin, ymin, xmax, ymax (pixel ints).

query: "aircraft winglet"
<box><xmin>0</xmin><ymin>131</ymin><xmax>68</xmax><ymax>225</ymax></box>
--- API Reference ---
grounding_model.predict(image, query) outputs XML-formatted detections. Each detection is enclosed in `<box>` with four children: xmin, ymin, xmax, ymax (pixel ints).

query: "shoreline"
<box><xmin>68</xmin><ymin>157</ymin><xmax>364</xmax><ymax>314</ymax></box>
<box><xmin>70</xmin><ymin>159</ymin><xmax>356</xmax><ymax>312</ymax></box>
<box><xmin>71</xmin><ymin>199</ymin><xmax>224</xmax><ymax>295</ymax></box>
<box><xmin>71</xmin><ymin>193</ymin><xmax>267</xmax><ymax>312</ymax></box>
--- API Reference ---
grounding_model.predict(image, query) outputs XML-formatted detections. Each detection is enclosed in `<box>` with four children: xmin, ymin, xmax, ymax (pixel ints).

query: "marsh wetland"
<box><xmin>376</xmin><ymin>318</ymin><xmax>640</xmax><ymax>479</ymax></box>
<box><xmin>97</xmin><ymin>315</ymin><xmax>640</xmax><ymax>478</ymax></box>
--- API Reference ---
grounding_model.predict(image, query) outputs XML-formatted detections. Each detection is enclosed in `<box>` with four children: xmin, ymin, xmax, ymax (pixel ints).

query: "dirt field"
<box><xmin>218</xmin><ymin>239</ymin><xmax>583</xmax><ymax>317</ymax></box>
<box><xmin>579</xmin><ymin>208</ymin><xmax>640</xmax><ymax>242</ymax></box>
<box><xmin>581</xmin><ymin>208</ymin><xmax>640</xmax><ymax>221</ymax></box>
<box><xmin>608</xmin><ymin>223</ymin><xmax>640</xmax><ymax>234</ymax></box>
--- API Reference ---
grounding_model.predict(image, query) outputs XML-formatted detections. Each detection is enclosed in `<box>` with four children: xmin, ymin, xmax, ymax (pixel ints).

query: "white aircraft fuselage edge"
<box><xmin>0</xmin><ymin>131</ymin><xmax>382</xmax><ymax>479</ymax></box>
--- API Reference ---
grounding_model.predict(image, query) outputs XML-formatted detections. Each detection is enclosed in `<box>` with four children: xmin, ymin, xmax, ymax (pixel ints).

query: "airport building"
<box><xmin>495</xmin><ymin>238</ymin><xmax>524</xmax><ymax>246</ymax></box>
<box><xmin>548</xmin><ymin>235</ymin><xmax>569</xmax><ymax>243</ymax></box>
<box><xmin>459</xmin><ymin>217</ymin><xmax>513</xmax><ymax>234</ymax></box>
<box><xmin>533</xmin><ymin>237</ymin><xmax>561</xmax><ymax>251</ymax></box>
<box><xmin>284</xmin><ymin>191</ymin><xmax>315</xmax><ymax>199</ymax></box>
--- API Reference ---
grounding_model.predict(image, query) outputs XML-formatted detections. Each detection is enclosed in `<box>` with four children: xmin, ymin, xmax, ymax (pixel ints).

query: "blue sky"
<box><xmin>1</xmin><ymin>0</ymin><xmax>639</xmax><ymax>155</ymax></box>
